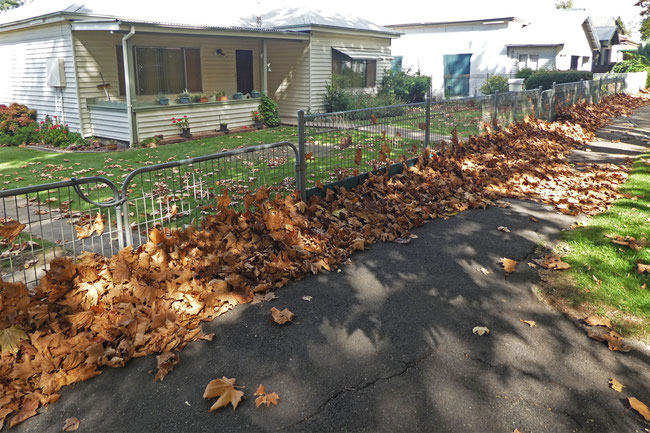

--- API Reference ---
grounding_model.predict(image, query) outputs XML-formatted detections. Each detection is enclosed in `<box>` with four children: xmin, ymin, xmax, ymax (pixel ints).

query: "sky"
<box><xmin>4</xmin><ymin>0</ymin><xmax>647</xmax><ymax>40</ymax></box>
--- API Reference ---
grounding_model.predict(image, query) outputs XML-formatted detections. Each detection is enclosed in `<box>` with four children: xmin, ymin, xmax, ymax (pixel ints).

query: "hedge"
<box><xmin>524</xmin><ymin>70</ymin><xmax>594</xmax><ymax>90</ymax></box>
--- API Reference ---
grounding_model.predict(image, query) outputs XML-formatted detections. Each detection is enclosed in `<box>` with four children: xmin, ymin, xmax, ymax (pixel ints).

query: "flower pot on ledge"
<box><xmin>254</xmin><ymin>120</ymin><xmax>263</xmax><ymax>129</ymax></box>
<box><xmin>217</xmin><ymin>96</ymin><xmax>228</xmax><ymax>102</ymax></box>
<box><xmin>180</xmin><ymin>128</ymin><xmax>192</xmax><ymax>138</ymax></box>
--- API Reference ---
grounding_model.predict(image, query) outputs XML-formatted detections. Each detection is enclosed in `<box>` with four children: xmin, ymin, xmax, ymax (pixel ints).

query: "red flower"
<box><xmin>63</xmin><ymin>130</ymin><xmax>68</xmax><ymax>134</ymax></box>
<box><xmin>183</xmin><ymin>115</ymin><xmax>187</xmax><ymax>118</ymax></box>
<box><xmin>53</xmin><ymin>115</ymin><xmax>57</xmax><ymax>118</ymax></box>
<box><xmin>35</xmin><ymin>128</ymin><xmax>39</xmax><ymax>132</ymax></box>
<box><xmin>171</xmin><ymin>117</ymin><xmax>175</xmax><ymax>121</ymax></box>
<box><xmin>172</xmin><ymin>120</ymin><xmax>176</xmax><ymax>123</ymax></box>
<box><xmin>40</xmin><ymin>121</ymin><xmax>44</xmax><ymax>124</ymax></box>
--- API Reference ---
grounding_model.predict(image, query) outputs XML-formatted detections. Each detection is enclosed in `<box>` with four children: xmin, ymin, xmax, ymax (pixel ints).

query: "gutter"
<box><xmin>121</xmin><ymin>25</ymin><xmax>136</xmax><ymax>146</ymax></box>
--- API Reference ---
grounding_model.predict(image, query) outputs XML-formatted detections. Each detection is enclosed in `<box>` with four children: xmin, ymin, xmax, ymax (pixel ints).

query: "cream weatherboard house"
<box><xmin>0</xmin><ymin>3</ymin><xmax>397</xmax><ymax>145</ymax></box>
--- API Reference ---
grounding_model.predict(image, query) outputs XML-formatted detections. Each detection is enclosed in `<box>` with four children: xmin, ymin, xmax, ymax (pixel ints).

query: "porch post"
<box><xmin>261</xmin><ymin>39</ymin><xmax>268</xmax><ymax>95</ymax></box>
<box><xmin>122</xmin><ymin>26</ymin><xmax>137</xmax><ymax>146</ymax></box>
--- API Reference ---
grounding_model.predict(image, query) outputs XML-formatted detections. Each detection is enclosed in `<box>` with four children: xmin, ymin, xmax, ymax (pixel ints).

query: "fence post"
<box><xmin>537</xmin><ymin>86</ymin><xmax>543</xmax><ymax>119</ymax></box>
<box><xmin>296</xmin><ymin>110</ymin><xmax>307</xmax><ymax>201</ymax></box>
<box><xmin>492</xmin><ymin>90</ymin><xmax>499</xmax><ymax>126</ymax></box>
<box><xmin>424</xmin><ymin>95</ymin><xmax>430</xmax><ymax>148</ymax></box>
<box><xmin>598</xmin><ymin>77</ymin><xmax>603</xmax><ymax>103</ymax></box>
<box><xmin>549</xmin><ymin>82</ymin><xmax>556</xmax><ymax>122</ymax></box>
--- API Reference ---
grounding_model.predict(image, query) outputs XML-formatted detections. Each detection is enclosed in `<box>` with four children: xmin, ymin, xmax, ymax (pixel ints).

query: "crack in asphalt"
<box><xmin>277</xmin><ymin>351</ymin><xmax>433</xmax><ymax>431</ymax></box>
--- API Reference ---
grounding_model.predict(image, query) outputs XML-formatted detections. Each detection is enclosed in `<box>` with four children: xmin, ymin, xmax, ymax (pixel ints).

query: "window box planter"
<box><xmin>232</xmin><ymin>92</ymin><xmax>244</xmax><ymax>100</ymax></box>
<box><xmin>158</xmin><ymin>97</ymin><xmax>170</xmax><ymax>105</ymax></box>
<box><xmin>199</xmin><ymin>97</ymin><xmax>209</xmax><ymax>103</ymax></box>
<box><xmin>250</xmin><ymin>90</ymin><xmax>261</xmax><ymax>98</ymax></box>
<box><xmin>178</xmin><ymin>96</ymin><xmax>190</xmax><ymax>104</ymax></box>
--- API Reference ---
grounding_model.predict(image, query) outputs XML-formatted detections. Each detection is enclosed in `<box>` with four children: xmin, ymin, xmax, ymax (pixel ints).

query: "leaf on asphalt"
<box><xmin>254</xmin><ymin>384</ymin><xmax>280</xmax><ymax>408</ymax></box>
<box><xmin>520</xmin><ymin>319</ymin><xmax>537</xmax><ymax>327</ymax></box>
<box><xmin>154</xmin><ymin>351</ymin><xmax>180</xmax><ymax>382</ymax></box>
<box><xmin>628</xmin><ymin>397</ymin><xmax>650</xmax><ymax>421</ymax></box>
<box><xmin>62</xmin><ymin>417</ymin><xmax>80</xmax><ymax>431</ymax></box>
<box><xmin>637</xmin><ymin>261</ymin><xmax>650</xmax><ymax>275</ymax></box>
<box><xmin>0</xmin><ymin>220</ymin><xmax>26</xmax><ymax>242</ymax></box>
<box><xmin>271</xmin><ymin>307</ymin><xmax>294</xmax><ymax>325</ymax></box>
<box><xmin>472</xmin><ymin>326</ymin><xmax>490</xmax><ymax>336</ymax></box>
<box><xmin>393</xmin><ymin>237</ymin><xmax>412</xmax><ymax>244</ymax></box>
<box><xmin>251</xmin><ymin>292</ymin><xmax>277</xmax><ymax>305</ymax></box>
<box><xmin>499</xmin><ymin>258</ymin><xmax>518</xmax><ymax>274</ymax></box>
<box><xmin>583</xmin><ymin>315</ymin><xmax>612</xmax><ymax>329</ymax></box>
<box><xmin>540</xmin><ymin>255</ymin><xmax>571</xmax><ymax>270</ymax></box>
<box><xmin>0</xmin><ymin>325</ymin><xmax>28</xmax><ymax>354</ymax></box>
<box><xmin>497</xmin><ymin>226</ymin><xmax>510</xmax><ymax>233</ymax></box>
<box><xmin>302</xmin><ymin>296</ymin><xmax>312</xmax><ymax>302</ymax></box>
<box><xmin>587</xmin><ymin>328</ymin><xmax>630</xmax><ymax>352</ymax></box>
<box><xmin>203</xmin><ymin>377</ymin><xmax>244</xmax><ymax>411</ymax></box>
<box><xmin>608</xmin><ymin>378</ymin><xmax>623</xmax><ymax>393</ymax></box>
<box><xmin>528</xmin><ymin>216</ymin><xmax>539</xmax><ymax>223</ymax></box>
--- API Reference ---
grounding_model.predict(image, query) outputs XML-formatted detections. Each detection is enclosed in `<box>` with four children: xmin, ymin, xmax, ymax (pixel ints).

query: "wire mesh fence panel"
<box><xmin>122</xmin><ymin>142</ymin><xmax>299</xmax><ymax>250</ymax></box>
<box><xmin>429</xmin><ymin>96</ymin><xmax>492</xmax><ymax>143</ymax></box>
<box><xmin>0</xmin><ymin>177</ymin><xmax>122</xmax><ymax>288</ymax></box>
<box><xmin>302</xmin><ymin>103</ymin><xmax>427</xmax><ymax>188</ymax></box>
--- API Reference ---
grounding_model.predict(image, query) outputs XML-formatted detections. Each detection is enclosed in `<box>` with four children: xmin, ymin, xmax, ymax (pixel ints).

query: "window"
<box><xmin>121</xmin><ymin>47</ymin><xmax>202</xmax><ymax>96</ymax></box>
<box><xmin>517</xmin><ymin>54</ymin><xmax>539</xmax><ymax>70</ymax></box>
<box><xmin>332</xmin><ymin>49</ymin><xmax>376</xmax><ymax>88</ymax></box>
<box><xmin>570</xmin><ymin>55</ymin><xmax>579</xmax><ymax>70</ymax></box>
<box><xmin>391</xmin><ymin>56</ymin><xmax>403</xmax><ymax>72</ymax></box>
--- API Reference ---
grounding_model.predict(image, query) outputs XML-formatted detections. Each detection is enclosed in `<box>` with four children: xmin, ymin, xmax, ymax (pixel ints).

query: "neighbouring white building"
<box><xmin>388</xmin><ymin>9</ymin><xmax>601</xmax><ymax>99</ymax></box>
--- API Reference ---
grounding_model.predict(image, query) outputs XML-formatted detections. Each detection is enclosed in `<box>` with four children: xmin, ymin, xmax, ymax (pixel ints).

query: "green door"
<box><xmin>443</xmin><ymin>54</ymin><xmax>471</xmax><ymax>97</ymax></box>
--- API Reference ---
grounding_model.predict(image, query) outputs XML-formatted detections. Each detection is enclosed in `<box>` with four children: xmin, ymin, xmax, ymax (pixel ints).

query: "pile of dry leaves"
<box><xmin>0</xmin><ymin>93</ymin><xmax>648</xmax><ymax>428</ymax></box>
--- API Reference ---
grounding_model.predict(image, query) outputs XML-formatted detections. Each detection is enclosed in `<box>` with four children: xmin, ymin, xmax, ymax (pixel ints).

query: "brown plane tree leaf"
<box><xmin>354</xmin><ymin>148</ymin><xmax>363</xmax><ymax>166</ymax></box>
<box><xmin>608</xmin><ymin>378</ymin><xmax>623</xmax><ymax>392</ymax></box>
<box><xmin>0</xmin><ymin>220</ymin><xmax>26</xmax><ymax>242</ymax></box>
<box><xmin>154</xmin><ymin>351</ymin><xmax>180</xmax><ymax>382</ymax></box>
<box><xmin>203</xmin><ymin>377</ymin><xmax>244</xmax><ymax>411</ymax></box>
<box><xmin>499</xmin><ymin>258</ymin><xmax>518</xmax><ymax>274</ymax></box>
<box><xmin>271</xmin><ymin>307</ymin><xmax>294</xmax><ymax>324</ymax></box>
<box><xmin>92</xmin><ymin>213</ymin><xmax>105</xmax><ymax>236</ymax></box>
<box><xmin>520</xmin><ymin>319</ymin><xmax>537</xmax><ymax>327</ymax></box>
<box><xmin>0</xmin><ymin>325</ymin><xmax>28</xmax><ymax>354</ymax></box>
<box><xmin>8</xmin><ymin>396</ymin><xmax>39</xmax><ymax>428</ymax></box>
<box><xmin>62</xmin><ymin>417</ymin><xmax>80</xmax><ymax>431</ymax></box>
<box><xmin>587</xmin><ymin>328</ymin><xmax>630</xmax><ymax>352</ymax></box>
<box><xmin>540</xmin><ymin>255</ymin><xmax>571</xmax><ymax>270</ymax></box>
<box><xmin>583</xmin><ymin>315</ymin><xmax>612</xmax><ymax>329</ymax></box>
<box><xmin>628</xmin><ymin>397</ymin><xmax>650</xmax><ymax>421</ymax></box>
<box><xmin>254</xmin><ymin>384</ymin><xmax>280</xmax><ymax>408</ymax></box>
<box><xmin>637</xmin><ymin>261</ymin><xmax>650</xmax><ymax>275</ymax></box>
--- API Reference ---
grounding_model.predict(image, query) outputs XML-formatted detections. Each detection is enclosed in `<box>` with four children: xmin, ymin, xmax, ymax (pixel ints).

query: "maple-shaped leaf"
<box><xmin>499</xmin><ymin>258</ymin><xmax>517</xmax><ymax>273</ymax></box>
<box><xmin>472</xmin><ymin>326</ymin><xmax>490</xmax><ymax>336</ymax></box>
<box><xmin>149</xmin><ymin>227</ymin><xmax>166</xmax><ymax>244</ymax></box>
<box><xmin>0</xmin><ymin>220</ymin><xmax>26</xmax><ymax>242</ymax></box>
<box><xmin>271</xmin><ymin>307</ymin><xmax>294</xmax><ymax>324</ymax></box>
<box><xmin>217</xmin><ymin>189</ymin><xmax>231</xmax><ymax>208</ymax></box>
<box><xmin>583</xmin><ymin>315</ymin><xmax>612</xmax><ymax>329</ymax></box>
<box><xmin>75</xmin><ymin>223</ymin><xmax>94</xmax><ymax>240</ymax></box>
<box><xmin>0</xmin><ymin>325</ymin><xmax>28</xmax><ymax>354</ymax></box>
<box><xmin>155</xmin><ymin>351</ymin><xmax>180</xmax><ymax>382</ymax></box>
<box><xmin>92</xmin><ymin>212</ymin><xmax>105</xmax><ymax>236</ymax></box>
<box><xmin>608</xmin><ymin>378</ymin><xmax>623</xmax><ymax>392</ymax></box>
<box><xmin>305</xmin><ymin>152</ymin><xmax>314</xmax><ymax>161</ymax></box>
<box><xmin>203</xmin><ymin>377</ymin><xmax>244</xmax><ymax>411</ymax></box>
<box><xmin>62</xmin><ymin>417</ymin><xmax>80</xmax><ymax>431</ymax></box>
<box><xmin>520</xmin><ymin>319</ymin><xmax>537</xmax><ymax>327</ymax></box>
<box><xmin>254</xmin><ymin>384</ymin><xmax>280</xmax><ymax>408</ymax></box>
<box><xmin>628</xmin><ymin>397</ymin><xmax>650</xmax><ymax>421</ymax></box>
<box><xmin>587</xmin><ymin>328</ymin><xmax>630</xmax><ymax>352</ymax></box>
<box><xmin>540</xmin><ymin>255</ymin><xmax>571</xmax><ymax>270</ymax></box>
<box><xmin>8</xmin><ymin>396</ymin><xmax>39</xmax><ymax>428</ymax></box>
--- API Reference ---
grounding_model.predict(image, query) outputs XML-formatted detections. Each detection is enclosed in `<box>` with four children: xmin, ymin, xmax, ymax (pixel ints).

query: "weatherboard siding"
<box><xmin>308</xmin><ymin>31</ymin><xmax>392</xmax><ymax>113</ymax></box>
<box><xmin>0</xmin><ymin>23</ymin><xmax>81</xmax><ymax>132</ymax></box>
<box><xmin>267</xmin><ymin>39</ymin><xmax>310</xmax><ymax>125</ymax></box>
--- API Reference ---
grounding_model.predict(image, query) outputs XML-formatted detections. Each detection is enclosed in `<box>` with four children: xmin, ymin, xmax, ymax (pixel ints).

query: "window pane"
<box><xmin>529</xmin><ymin>55</ymin><xmax>539</xmax><ymax>70</ymax></box>
<box><xmin>367</xmin><ymin>60</ymin><xmax>376</xmax><ymax>87</ymax></box>
<box><xmin>185</xmin><ymin>48</ymin><xmax>202</xmax><ymax>92</ymax></box>
<box><xmin>116</xmin><ymin>45</ymin><xmax>125</xmax><ymax>96</ymax></box>
<box><xmin>518</xmin><ymin>54</ymin><xmax>527</xmax><ymax>69</ymax></box>
<box><xmin>135</xmin><ymin>47</ymin><xmax>186</xmax><ymax>95</ymax></box>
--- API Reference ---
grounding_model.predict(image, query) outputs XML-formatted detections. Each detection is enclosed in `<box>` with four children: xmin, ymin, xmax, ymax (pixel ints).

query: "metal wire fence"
<box><xmin>0</xmin><ymin>76</ymin><xmax>629</xmax><ymax>286</ymax></box>
<box><xmin>0</xmin><ymin>142</ymin><xmax>299</xmax><ymax>287</ymax></box>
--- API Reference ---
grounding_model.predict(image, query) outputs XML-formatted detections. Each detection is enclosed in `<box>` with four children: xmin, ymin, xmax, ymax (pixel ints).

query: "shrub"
<box><xmin>515</xmin><ymin>68</ymin><xmax>535</xmax><ymax>81</ymax></box>
<box><xmin>525</xmin><ymin>70</ymin><xmax>593</xmax><ymax>90</ymax></box>
<box><xmin>258</xmin><ymin>95</ymin><xmax>280</xmax><ymax>127</ymax></box>
<box><xmin>379</xmin><ymin>69</ymin><xmax>430</xmax><ymax>103</ymax></box>
<box><xmin>36</xmin><ymin>115</ymin><xmax>86</xmax><ymax>148</ymax></box>
<box><xmin>612</xmin><ymin>54</ymin><xmax>650</xmax><ymax>88</ymax></box>
<box><xmin>0</xmin><ymin>103</ymin><xmax>36</xmax><ymax>134</ymax></box>
<box><xmin>323</xmin><ymin>75</ymin><xmax>354</xmax><ymax>112</ymax></box>
<box><xmin>0</xmin><ymin>123</ymin><xmax>39</xmax><ymax>146</ymax></box>
<box><xmin>323</xmin><ymin>74</ymin><xmax>406</xmax><ymax>114</ymax></box>
<box><xmin>480</xmin><ymin>75</ymin><xmax>509</xmax><ymax>95</ymax></box>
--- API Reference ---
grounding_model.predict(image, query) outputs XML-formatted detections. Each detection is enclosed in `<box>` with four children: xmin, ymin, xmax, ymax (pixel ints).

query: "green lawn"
<box><xmin>555</xmin><ymin>154</ymin><xmax>650</xmax><ymax>337</ymax></box>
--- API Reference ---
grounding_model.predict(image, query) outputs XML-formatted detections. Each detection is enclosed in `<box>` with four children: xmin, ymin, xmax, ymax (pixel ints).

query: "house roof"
<box><xmin>595</xmin><ymin>26</ymin><xmax>618</xmax><ymax>42</ymax></box>
<box><xmin>236</xmin><ymin>8</ymin><xmax>398</xmax><ymax>36</ymax></box>
<box><xmin>0</xmin><ymin>1</ymin><xmax>396</xmax><ymax>37</ymax></box>
<box><xmin>386</xmin><ymin>16</ymin><xmax>521</xmax><ymax>28</ymax></box>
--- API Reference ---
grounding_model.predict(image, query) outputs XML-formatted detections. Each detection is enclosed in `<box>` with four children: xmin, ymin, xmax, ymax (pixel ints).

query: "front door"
<box><xmin>236</xmin><ymin>50</ymin><xmax>254</xmax><ymax>94</ymax></box>
<box><xmin>443</xmin><ymin>54</ymin><xmax>471</xmax><ymax>97</ymax></box>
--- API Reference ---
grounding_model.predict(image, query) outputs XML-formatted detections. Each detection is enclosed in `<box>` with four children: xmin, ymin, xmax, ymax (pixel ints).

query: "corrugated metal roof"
<box><xmin>595</xmin><ymin>26</ymin><xmax>617</xmax><ymax>42</ymax></box>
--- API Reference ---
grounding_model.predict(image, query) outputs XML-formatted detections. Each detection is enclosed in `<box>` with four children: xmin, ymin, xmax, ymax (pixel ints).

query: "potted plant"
<box><xmin>232</xmin><ymin>92</ymin><xmax>244</xmax><ymax>100</ymax></box>
<box><xmin>198</xmin><ymin>92</ymin><xmax>210</xmax><ymax>103</ymax></box>
<box><xmin>215</xmin><ymin>91</ymin><xmax>228</xmax><ymax>102</ymax></box>
<box><xmin>156</xmin><ymin>93</ymin><xmax>170</xmax><ymax>105</ymax></box>
<box><xmin>250</xmin><ymin>90</ymin><xmax>261</xmax><ymax>98</ymax></box>
<box><xmin>251</xmin><ymin>110</ymin><xmax>263</xmax><ymax>129</ymax></box>
<box><xmin>172</xmin><ymin>115</ymin><xmax>191</xmax><ymax>138</ymax></box>
<box><xmin>178</xmin><ymin>89</ymin><xmax>191</xmax><ymax>104</ymax></box>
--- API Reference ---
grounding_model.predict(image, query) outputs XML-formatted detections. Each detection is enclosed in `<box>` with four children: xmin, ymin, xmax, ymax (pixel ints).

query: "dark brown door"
<box><xmin>570</xmin><ymin>55</ymin><xmax>579</xmax><ymax>70</ymax></box>
<box><xmin>236</xmin><ymin>50</ymin><xmax>254</xmax><ymax>94</ymax></box>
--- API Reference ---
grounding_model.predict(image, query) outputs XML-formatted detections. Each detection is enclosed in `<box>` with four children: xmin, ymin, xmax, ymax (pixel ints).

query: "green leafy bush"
<box><xmin>36</xmin><ymin>115</ymin><xmax>86</xmax><ymax>147</ymax></box>
<box><xmin>612</xmin><ymin>54</ymin><xmax>650</xmax><ymax>88</ymax></box>
<box><xmin>258</xmin><ymin>95</ymin><xmax>280</xmax><ymax>127</ymax></box>
<box><xmin>0</xmin><ymin>123</ymin><xmax>39</xmax><ymax>146</ymax></box>
<box><xmin>379</xmin><ymin>69</ymin><xmax>430</xmax><ymax>103</ymax></box>
<box><xmin>525</xmin><ymin>70</ymin><xmax>593</xmax><ymax>90</ymax></box>
<box><xmin>0</xmin><ymin>103</ymin><xmax>36</xmax><ymax>134</ymax></box>
<box><xmin>323</xmin><ymin>74</ymin><xmax>405</xmax><ymax>114</ymax></box>
<box><xmin>480</xmin><ymin>75</ymin><xmax>509</xmax><ymax>95</ymax></box>
<box><xmin>515</xmin><ymin>68</ymin><xmax>535</xmax><ymax>81</ymax></box>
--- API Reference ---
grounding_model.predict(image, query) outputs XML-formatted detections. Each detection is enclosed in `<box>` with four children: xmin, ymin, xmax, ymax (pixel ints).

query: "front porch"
<box><xmin>72</xmin><ymin>22</ymin><xmax>309</xmax><ymax>145</ymax></box>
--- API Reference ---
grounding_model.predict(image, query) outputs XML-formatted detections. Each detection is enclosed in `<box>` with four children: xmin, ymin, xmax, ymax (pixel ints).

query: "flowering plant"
<box><xmin>37</xmin><ymin>115</ymin><xmax>80</xmax><ymax>147</ymax></box>
<box><xmin>171</xmin><ymin>115</ymin><xmax>190</xmax><ymax>130</ymax></box>
<box><xmin>251</xmin><ymin>110</ymin><xmax>263</xmax><ymax>122</ymax></box>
